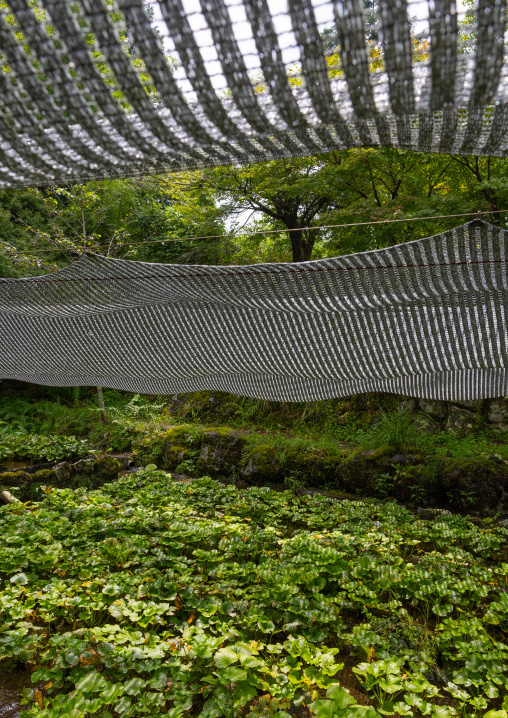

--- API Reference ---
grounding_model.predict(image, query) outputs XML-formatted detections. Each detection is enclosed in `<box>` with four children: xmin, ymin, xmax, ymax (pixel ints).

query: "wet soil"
<box><xmin>0</xmin><ymin>662</ymin><xmax>32</xmax><ymax>718</ymax></box>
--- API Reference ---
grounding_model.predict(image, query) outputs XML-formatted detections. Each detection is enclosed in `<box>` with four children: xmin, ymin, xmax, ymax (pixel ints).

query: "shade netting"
<box><xmin>0</xmin><ymin>220</ymin><xmax>507</xmax><ymax>401</ymax></box>
<box><xmin>1</xmin><ymin>0</ymin><xmax>508</xmax><ymax>188</ymax></box>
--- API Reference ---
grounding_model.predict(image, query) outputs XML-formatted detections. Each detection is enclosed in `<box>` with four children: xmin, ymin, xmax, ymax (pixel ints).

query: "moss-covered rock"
<box><xmin>412</xmin><ymin>413</ymin><xmax>442</xmax><ymax>434</ymax></box>
<box><xmin>72</xmin><ymin>458</ymin><xmax>97</xmax><ymax>477</ymax></box>
<box><xmin>241</xmin><ymin>445</ymin><xmax>280</xmax><ymax>483</ymax></box>
<box><xmin>72</xmin><ymin>456</ymin><xmax>119</xmax><ymax>490</ymax></box>
<box><xmin>0</xmin><ymin>469</ymin><xmax>57</xmax><ymax>501</ymax></box>
<box><xmin>418</xmin><ymin>400</ymin><xmax>448</xmax><ymax>422</ymax></box>
<box><xmin>161</xmin><ymin>425</ymin><xmax>201</xmax><ymax>471</ymax></box>
<box><xmin>0</xmin><ymin>455</ymin><xmax>114</xmax><ymax>501</ymax></box>
<box><xmin>440</xmin><ymin>458</ymin><xmax>507</xmax><ymax>510</ymax></box>
<box><xmin>196</xmin><ymin>427</ymin><xmax>246</xmax><ymax>477</ymax></box>
<box><xmin>131</xmin><ymin>429</ymin><xmax>167</xmax><ymax>467</ymax></box>
<box><xmin>0</xmin><ymin>470</ymin><xmax>31</xmax><ymax>489</ymax></box>
<box><xmin>30</xmin><ymin>469</ymin><xmax>57</xmax><ymax>483</ymax></box>
<box><xmin>485</xmin><ymin>397</ymin><xmax>508</xmax><ymax>425</ymax></box>
<box><xmin>446</xmin><ymin>407</ymin><xmax>478</xmax><ymax>434</ymax></box>
<box><xmin>332</xmin><ymin>445</ymin><xmax>394</xmax><ymax>494</ymax></box>
<box><xmin>54</xmin><ymin>461</ymin><xmax>73</xmax><ymax>483</ymax></box>
<box><xmin>164</xmin><ymin>392</ymin><xmax>236</xmax><ymax>423</ymax></box>
<box><xmin>94</xmin><ymin>457</ymin><xmax>119</xmax><ymax>481</ymax></box>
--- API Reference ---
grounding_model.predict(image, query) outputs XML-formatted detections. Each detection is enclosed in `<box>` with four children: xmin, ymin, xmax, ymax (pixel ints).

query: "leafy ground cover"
<box><xmin>1</xmin><ymin>467</ymin><xmax>508</xmax><ymax>718</ymax></box>
<box><xmin>0</xmin><ymin>424</ymin><xmax>91</xmax><ymax>464</ymax></box>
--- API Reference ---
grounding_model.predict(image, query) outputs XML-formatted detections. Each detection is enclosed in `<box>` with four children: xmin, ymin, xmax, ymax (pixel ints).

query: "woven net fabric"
<box><xmin>1</xmin><ymin>0</ymin><xmax>508</xmax><ymax>188</ymax></box>
<box><xmin>1</xmin><ymin>219</ymin><xmax>507</xmax><ymax>401</ymax></box>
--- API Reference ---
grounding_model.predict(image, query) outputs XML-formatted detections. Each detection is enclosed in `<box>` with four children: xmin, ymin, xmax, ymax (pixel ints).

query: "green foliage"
<box><xmin>0</xmin><ymin>467</ymin><xmax>507</xmax><ymax>716</ymax></box>
<box><xmin>103</xmin><ymin>394</ymin><xmax>165</xmax><ymax>452</ymax></box>
<box><xmin>363</xmin><ymin>409</ymin><xmax>419</xmax><ymax>453</ymax></box>
<box><xmin>3</xmin><ymin>148</ymin><xmax>508</xmax><ymax>274</ymax></box>
<box><xmin>0</xmin><ymin>424</ymin><xmax>90</xmax><ymax>462</ymax></box>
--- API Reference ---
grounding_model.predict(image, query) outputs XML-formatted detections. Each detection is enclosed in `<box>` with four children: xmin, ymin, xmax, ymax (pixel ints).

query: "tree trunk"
<box><xmin>290</xmin><ymin>228</ymin><xmax>314</xmax><ymax>262</ymax></box>
<box><xmin>97</xmin><ymin>386</ymin><xmax>106</xmax><ymax>423</ymax></box>
<box><xmin>290</xmin><ymin>228</ymin><xmax>305</xmax><ymax>262</ymax></box>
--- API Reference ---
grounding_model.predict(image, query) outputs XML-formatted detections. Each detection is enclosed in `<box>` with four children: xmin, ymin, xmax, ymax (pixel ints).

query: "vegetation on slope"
<box><xmin>1</xmin><ymin>467</ymin><xmax>508</xmax><ymax>717</ymax></box>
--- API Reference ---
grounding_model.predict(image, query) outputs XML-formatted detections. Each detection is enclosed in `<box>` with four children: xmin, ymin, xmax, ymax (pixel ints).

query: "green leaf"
<box><xmin>326</xmin><ymin>684</ymin><xmax>356</xmax><ymax>708</ymax></box>
<box><xmin>214</xmin><ymin>647</ymin><xmax>239</xmax><ymax>668</ymax></box>
<box><xmin>115</xmin><ymin>695</ymin><xmax>131</xmax><ymax>714</ymax></box>
<box><xmin>238</xmin><ymin>654</ymin><xmax>263</xmax><ymax>669</ymax></box>
<box><xmin>392</xmin><ymin>702</ymin><xmax>413</xmax><ymax>716</ymax></box>
<box><xmin>124</xmin><ymin>677</ymin><xmax>146</xmax><ymax>696</ymax></box>
<box><xmin>75</xmin><ymin>671</ymin><xmax>107</xmax><ymax>694</ymax></box>
<box><xmin>378</xmin><ymin>701</ymin><xmax>396</xmax><ymax>716</ymax></box>
<box><xmin>309</xmin><ymin>699</ymin><xmax>337</xmax><ymax>718</ymax></box>
<box><xmin>10</xmin><ymin>573</ymin><xmax>28</xmax><ymax>585</ymax></box>
<box><xmin>217</xmin><ymin>666</ymin><xmax>248</xmax><ymax>684</ymax></box>
<box><xmin>101</xmin><ymin>682</ymin><xmax>125</xmax><ymax>702</ymax></box>
<box><xmin>64</xmin><ymin>650</ymin><xmax>79</xmax><ymax>666</ymax></box>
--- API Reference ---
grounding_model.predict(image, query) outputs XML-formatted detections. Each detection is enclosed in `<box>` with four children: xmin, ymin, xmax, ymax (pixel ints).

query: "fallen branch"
<box><xmin>1</xmin><ymin>490</ymin><xmax>21</xmax><ymax>504</ymax></box>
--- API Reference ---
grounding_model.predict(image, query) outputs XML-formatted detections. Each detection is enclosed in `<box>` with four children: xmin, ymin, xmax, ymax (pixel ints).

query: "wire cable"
<box><xmin>9</xmin><ymin>208</ymin><xmax>507</xmax><ymax>254</ymax></box>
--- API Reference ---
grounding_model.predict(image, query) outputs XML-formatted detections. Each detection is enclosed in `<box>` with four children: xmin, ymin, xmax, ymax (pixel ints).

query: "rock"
<box><xmin>467</xmin><ymin>517</ymin><xmax>484</xmax><ymax>527</ymax></box>
<box><xmin>72</xmin><ymin>458</ymin><xmax>97</xmax><ymax>476</ymax></box>
<box><xmin>196</xmin><ymin>427</ymin><xmax>247</xmax><ymax>477</ymax></box>
<box><xmin>67</xmin><ymin>456</ymin><xmax>119</xmax><ymax>488</ymax></box>
<box><xmin>485</xmin><ymin>397</ymin><xmax>508</xmax><ymax>425</ymax></box>
<box><xmin>390</xmin><ymin>453</ymin><xmax>406</xmax><ymax>465</ymax></box>
<box><xmin>413</xmin><ymin>413</ymin><xmax>442</xmax><ymax>434</ymax></box>
<box><xmin>447</xmin><ymin>407</ymin><xmax>477</xmax><ymax>434</ymax></box>
<box><xmin>452</xmin><ymin>400</ymin><xmax>483</xmax><ymax>412</ymax></box>
<box><xmin>0</xmin><ymin>471</ymin><xmax>30</xmax><ymax>489</ymax></box>
<box><xmin>242</xmin><ymin>445</ymin><xmax>279</xmax><ymax>483</ymax></box>
<box><xmin>0</xmin><ymin>469</ymin><xmax>56</xmax><ymax>502</ymax></box>
<box><xmin>416</xmin><ymin>507</ymin><xmax>452</xmax><ymax>520</ymax></box>
<box><xmin>354</xmin><ymin>446</ymin><xmax>394</xmax><ymax>461</ymax></box>
<box><xmin>30</xmin><ymin>469</ymin><xmax>57</xmax><ymax>484</ymax></box>
<box><xmin>94</xmin><ymin>457</ymin><xmax>120</xmax><ymax>481</ymax></box>
<box><xmin>54</xmin><ymin>461</ymin><xmax>73</xmax><ymax>482</ymax></box>
<box><xmin>498</xmin><ymin>519</ymin><xmax>508</xmax><ymax>529</ymax></box>
<box><xmin>419</xmin><ymin>400</ymin><xmax>448</xmax><ymax>422</ymax></box>
<box><xmin>399</xmin><ymin>398</ymin><xmax>418</xmax><ymax>414</ymax></box>
<box><xmin>162</xmin><ymin>425</ymin><xmax>200</xmax><ymax>471</ymax></box>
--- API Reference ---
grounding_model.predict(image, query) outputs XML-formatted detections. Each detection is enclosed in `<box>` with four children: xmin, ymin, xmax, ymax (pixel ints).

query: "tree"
<box><xmin>181</xmin><ymin>148</ymin><xmax>508</xmax><ymax>263</ymax></box>
<box><xmin>184</xmin><ymin>157</ymin><xmax>338</xmax><ymax>262</ymax></box>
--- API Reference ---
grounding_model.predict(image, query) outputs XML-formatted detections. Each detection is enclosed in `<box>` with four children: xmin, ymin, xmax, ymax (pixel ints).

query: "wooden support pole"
<box><xmin>97</xmin><ymin>386</ymin><xmax>106</xmax><ymax>423</ymax></box>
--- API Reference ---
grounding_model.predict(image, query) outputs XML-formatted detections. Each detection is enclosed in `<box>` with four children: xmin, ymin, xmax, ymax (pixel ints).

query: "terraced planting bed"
<box><xmin>1</xmin><ymin>466</ymin><xmax>507</xmax><ymax>717</ymax></box>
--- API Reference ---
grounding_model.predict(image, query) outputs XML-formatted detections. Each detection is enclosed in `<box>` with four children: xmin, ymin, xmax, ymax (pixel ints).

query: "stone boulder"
<box><xmin>334</xmin><ymin>445</ymin><xmax>394</xmax><ymax>494</ymax></box>
<box><xmin>485</xmin><ymin>397</ymin><xmax>508</xmax><ymax>425</ymax></box>
<box><xmin>419</xmin><ymin>400</ymin><xmax>448</xmax><ymax>422</ymax></box>
<box><xmin>452</xmin><ymin>399</ymin><xmax>484</xmax><ymax>412</ymax></box>
<box><xmin>441</xmin><ymin>458</ymin><xmax>508</xmax><ymax>510</ymax></box>
<box><xmin>241</xmin><ymin>445</ymin><xmax>279</xmax><ymax>483</ymax></box>
<box><xmin>196</xmin><ymin>427</ymin><xmax>247</xmax><ymax>477</ymax></box>
<box><xmin>162</xmin><ymin>425</ymin><xmax>200</xmax><ymax>471</ymax></box>
<box><xmin>447</xmin><ymin>406</ymin><xmax>478</xmax><ymax>434</ymax></box>
<box><xmin>0</xmin><ymin>455</ymin><xmax>119</xmax><ymax>501</ymax></box>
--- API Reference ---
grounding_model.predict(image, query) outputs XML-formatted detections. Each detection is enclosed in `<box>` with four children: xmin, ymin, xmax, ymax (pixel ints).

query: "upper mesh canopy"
<box><xmin>1</xmin><ymin>220</ymin><xmax>507</xmax><ymax>401</ymax></box>
<box><xmin>1</xmin><ymin>0</ymin><xmax>508</xmax><ymax>188</ymax></box>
